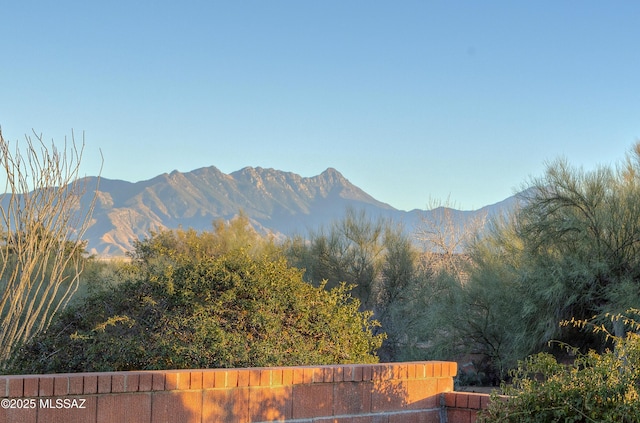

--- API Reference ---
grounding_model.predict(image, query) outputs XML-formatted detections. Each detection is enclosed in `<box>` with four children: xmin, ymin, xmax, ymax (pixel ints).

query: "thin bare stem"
<box><xmin>0</xmin><ymin>128</ymin><xmax>101</xmax><ymax>368</ymax></box>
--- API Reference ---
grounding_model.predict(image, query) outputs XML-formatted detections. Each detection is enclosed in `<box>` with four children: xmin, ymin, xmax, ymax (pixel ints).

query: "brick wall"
<box><xmin>0</xmin><ymin>361</ymin><xmax>492</xmax><ymax>423</ymax></box>
<box><xmin>444</xmin><ymin>392</ymin><xmax>492</xmax><ymax>423</ymax></box>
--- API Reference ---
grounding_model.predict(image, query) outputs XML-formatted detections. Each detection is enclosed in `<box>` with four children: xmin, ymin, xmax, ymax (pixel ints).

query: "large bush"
<box><xmin>7</xmin><ymin>225</ymin><xmax>383</xmax><ymax>373</ymax></box>
<box><xmin>479</xmin><ymin>315</ymin><xmax>640</xmax><ymax>422</ymax></box>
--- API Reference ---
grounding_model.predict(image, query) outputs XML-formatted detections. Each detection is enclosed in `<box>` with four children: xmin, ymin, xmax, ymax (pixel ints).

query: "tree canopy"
<box><xmin>422</xmin><ymin>142</ymin><xmax>640</xmax><ymax>381</ymax></box>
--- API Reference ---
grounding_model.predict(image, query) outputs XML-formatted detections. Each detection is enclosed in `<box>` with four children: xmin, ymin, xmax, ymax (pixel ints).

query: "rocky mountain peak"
<box><xmin>67</xmin><ymin>165</ymin><xmax>511</xmax><ymax>257</ymax></box>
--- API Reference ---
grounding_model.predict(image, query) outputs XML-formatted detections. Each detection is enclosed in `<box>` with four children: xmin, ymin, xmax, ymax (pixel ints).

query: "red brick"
<box><xmin>444</xmin><ymin>392</ymin><xmax>457</xmax><ymax>408</ymax></box>
<box><xmin>303</xmin><ymin>367</ymin><xmax>316</xmax><ymax>384</ymax></box>
<box><xmin>292</xmin><ymin>367</ymin><xmax>305</xmax><ymax>385</ymax></box>
<box><xmin>323</xmin><ymin>367</ymin><xmax>334</xmax><ymax>383</ymax></box>
<box><xmin>392</xmin><ymin>364</ymin><xmax>407</xmax><ymax>380</ymax></box>
<box><xmin>455</xmin><ymin>393</ymin><xmax>469</xmax><ymax>408</ymax></box>
<box><xmin>125</xmin><ymin>373</ymin><xmax>140</xmax><ymax>392</ymax></box>
<box><xmin>0</xmin><ymin>377</ymin><xmax>7</xmax><ymax>397</ymax></box>
<box><xmin>39</xmin><ymin>377</ymin><xmax>54</xmax><ymax>396</ymax></box>
<box><xmin>177</xmin><ymin>372</ymin><xmax>190</xmax><ymax>390</ymax></box>
<box><xmin>433</xmin><ymin>362</ymin><xmax>444</xmax><ymax>377</ymax></box>
<box><xmin>362</xmin><ymin>365</ymin><xmax>373</xmax><ymax>381</ymax></box>
<box><xmin>54</xmin><ymin>376</ymin><xmax>69</xmax><ymax>396</ymax></box>
<box><xmin>138</xmin><ymin>373</ymin><xmax>153</xmax><ymax>392</ymax></box>
<box><xmin>98</xmin><ymin>374</ymin><xmax>112</xmax><ymax>393</ymax></box>
<box><xmin>342</xmin><ymin>365</ymin><xmax>354</xmax><ymax>382</ymax></box>
<box><xmin>467</xmin><ymin>393</ymin><xmax>482</xmax><ymax>409</ymax></box>
<box><xmin>248</xmin><ymin>369</ymin><xmax>262</xmax><ymax>386</ymax></box>
<box><xmin>312</xmin><ymin>367</ymin><xmax>324</xmax><ymax>383</ymax></box>
<box><xmin>271</xmin><ymin>368</ymin><xmax>283</xmax><ymax>386</ymax></box>
<box><xmin>152</xmin><ymin>372</ymin><xmax>165</xmax><ymax>391</ymax></box>
<box><xmin>370</xmin><ymin>364</ymin><xmax>382</xmax><ymax>380</ymax></box>
<box><xmin>281</xmin><ymin>368</ymin><xmax>293</xmax><ymax>386</ymax></box>
<box><xmin>415</xmin><ymin>363</ymin><xmax>426</xmax><ymax>379</ymax></box>
<box><xmin>69</xmin><ymin>375</ymin><xmax>84</xmax><ymax>395</ymax></box>
<box><xmin>353</xmin><ymin>366</ymin><xmax>363</xmax><ymax>382</ymax></box>
<box><xmin>23</xmin><ymin>377</ymin><xmax>39</xmax><ymax>397</ymax></box>
<box><xmin>292</xmin><ymin>383</ymin><xmax>333</xmax><ymax>419</ymax></box>
<box><xmin>0</xmin><ymin>403</ymin><xmax>37</xmax><ymax>423</ymax></box>
<box><xmin>443</xmin><ymin>361</ymin><xmax>458</xmax><ymax>377</ymax></box>
<box><xmin>333</xmin><ymin>366</ymin><xmax>344</xmax><ymax>383</ymax></box>
<box><xmin>213</xmin><ymin>370</ymin><xmax>226</xmax><ymax>388</ymax></box>
<box><xmin>226</xmin><ymin>370</ymin><xmax>238</xmax><ymax>388</ymax></box>
<box><xmin>249</xmin><ymin>386</ymin><xmax>292</xmax><ymax>421</ymax></box>
<box><xmin>407</xmin><ymin>363</ymin><xmax>417</xmax><ymax>379</ymax></box>
<box><xmin>425</xmin><ymin>363</ymin><xmax>434</xmax><ymax>378</ymax></box>
<box><xmin>38</xmin><ymin>396</ymin><xmax>97</xmax><ymax>423</ymax></box>
<box><xmin>203</xmin><ymin>387</ymin><xmax>249</xmax><ymax>423</ymax></box>
<box><xmin>97</xmin><ymin>392</ymin><xmax>151</xmax><ymax>423</ymax></box>
<box><xmin>190</xmin><ymin>371</ymin><xmax>203</xmax><ymax>390</ymax></box>
<box><xmin>202</xmin><ymin>371</ymin><xmax>216</xmax><ymax>388</ymax></box>
<box><xmin>8</xmin><ymin>378</ymin><xmax>23</xmax><ymax>398</ymax></box>
<box><xmin>262</xmin><ymin>369</ymin><xmax>273</xmax><ymax>386</ymax></box>
<box><xmin>165</xmin><ymin>371</ymin><xmax>190</xmax><ymax>390</ymax></box>
<box><xmin>371</xmin><ymin>380</ymin><xmax>406</xmax><ymax>413</ymax></box>
<box><xmin>83</xmin><ymin>375</ymin><xmax>98</xmax><ymax>394</ymax></box>
<box><xmin>152</xmin><ymin>391</ymin><xmax>202</xmax><ymax>423</ymax></box>
<box><xmin>405</xmin><ymin>379</ymin><xmax>438</xmax><ymax>410</ymax></box>
<box><xmin>447</xmin><ymin>408</ymin><xmax>473</xmax><ymax>423</ymax></box>
<box><xmin>111</xmin><ymin>374</ymin><xmax>126</xmax><ymax>393</ymax></box>
<box><xmin>334</xmin><ymin>381</ymin><xmax>372</xmax><ymax>415</ymax></box>
<box><xmin>481</xmin><ymin>394</ymin><xmax>491</xmax><ymax>409</ymax></box>
<box><xmin>237</xmin><ymin>370</ymin><xmax>250</xmax><ymax>387</ymax></box>
<box><xmin>437</xmin><ymin>376</ymin><xmax>453</xmax><ymax>393</ymax></box>
<box><xmin>165</xmin><ymin>372</ymin><xmax>178</xmax><ymax>390</ymax></box>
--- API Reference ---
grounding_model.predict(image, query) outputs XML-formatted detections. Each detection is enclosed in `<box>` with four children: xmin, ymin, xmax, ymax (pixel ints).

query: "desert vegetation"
<box><xmin>0</xmin><ymin>129</ymin><xmax>99</xmax><ymax>370</ymax></box>
<box><xmin>8</xmin><ymin>216</ymin><xmax>383</xmax><ymax>373</ymax></box>
<box><xmin>4</xmin><ymin>128</ymin><xmax>640</xmax><ymax>419</ymax></box>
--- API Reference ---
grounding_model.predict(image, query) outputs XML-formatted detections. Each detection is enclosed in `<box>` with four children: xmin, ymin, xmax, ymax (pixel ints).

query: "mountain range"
<box><xmin>76</xmin><ymin>166</ymin><xmax>519</xmax><ymax>257</ymax></box>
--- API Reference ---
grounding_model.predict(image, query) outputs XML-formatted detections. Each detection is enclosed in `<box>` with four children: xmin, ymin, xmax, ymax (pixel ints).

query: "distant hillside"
<box><xmin>72</xmin><ymin>166</ymin><xmax>518</xmax><ymax>256</ymax></box>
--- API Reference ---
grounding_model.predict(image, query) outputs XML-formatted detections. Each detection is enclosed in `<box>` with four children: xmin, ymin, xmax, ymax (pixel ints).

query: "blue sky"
<box><xmin>1</xmin><ymin>2</ymin><xmax>639</xmax><ymax>211</ymax></box>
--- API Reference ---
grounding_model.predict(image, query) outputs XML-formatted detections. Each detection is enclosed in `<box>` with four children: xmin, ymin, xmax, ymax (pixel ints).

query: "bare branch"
<box><xmin>0</xmin><ymin>128</ymin><xmax>101</xmax><ymax>367</ymax></box>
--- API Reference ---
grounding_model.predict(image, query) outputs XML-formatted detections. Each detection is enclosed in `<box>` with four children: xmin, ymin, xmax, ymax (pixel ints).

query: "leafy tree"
<box><xmin>8</xmin><ymin>223</ymin><xmax>383</xmax><ymax>373</ymax></box>
<box><xmin>287</xmin><ymin>208</ymin><xmax>387</xmax><ymax>310</ymax></box>
<box><xmin>515</xmin><ymin>150</ymin><xmax>640</xmax><ymax>342</ymax></box>
<box><xmin>0</xmin><ymin>129</ymin><xmax>99</xmax><ymax>368</ymax></box>
<box><xmin>397</xmin><ymin>226</ymin><xmax>523</xmax><ymax>382</ymax></box>
<box><xmin>286</xmin><ymin>208</ymin><xmax>428</xmax><ymax>361</ymax></box>
<box><xmin>131</xmin><ymin>211</ymin><xmax>276</xmax><ymax>265</ymax></box>
<box><xmin>424</xmin><ymin>142</ymin><xmax>640</xmax><ymax>382</ymax></box>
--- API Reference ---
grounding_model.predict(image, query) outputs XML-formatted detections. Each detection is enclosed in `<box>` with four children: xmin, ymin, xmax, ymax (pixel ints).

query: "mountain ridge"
<box><xmin>73</xmin><ymin>166</ymin><xmax>515</xmax><ymax>256</ymax></box>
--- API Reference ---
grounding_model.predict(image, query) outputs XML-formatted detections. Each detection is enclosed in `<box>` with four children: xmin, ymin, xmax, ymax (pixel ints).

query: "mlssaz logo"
<box><xmin>40</xmin><ymin>398</ymin><xmax>87</xmax><ymax>409</ymax></box>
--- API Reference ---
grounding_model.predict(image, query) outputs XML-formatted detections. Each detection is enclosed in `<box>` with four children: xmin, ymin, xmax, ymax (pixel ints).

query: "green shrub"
<box><xmin>478</xmin><ymin>315</ymin><xmax>640</xmax><ymax>422</ymax></box>
<box><xmin>7</xmin><ymin>229</ymin><xmax>384</xmax><ymax>373</ymax></box>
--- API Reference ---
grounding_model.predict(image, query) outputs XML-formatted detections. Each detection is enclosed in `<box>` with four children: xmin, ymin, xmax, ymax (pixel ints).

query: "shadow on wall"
<box><xmin>156</xmin><ymin>368</ymin><xmax>294</xmax><ymax>422</ymax></box>
<box><xmin>174</xmin><ymin>364</ymin><xmax>452</xmax><ymax>422</ymax></box>
<box><xmin>0</xmin><ymin>362</ymin><xmax>457</xmax><ymax>423</ymax></box>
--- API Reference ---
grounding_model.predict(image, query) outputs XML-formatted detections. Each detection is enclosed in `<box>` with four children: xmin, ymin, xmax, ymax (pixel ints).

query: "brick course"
<box><xmin>0</xmin><ymin>361</ymin><xmax>492</xmax><ymax>423</ymax></box>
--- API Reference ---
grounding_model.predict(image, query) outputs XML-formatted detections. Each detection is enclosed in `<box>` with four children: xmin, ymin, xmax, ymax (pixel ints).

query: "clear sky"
<box><xmin>1</xmin><ymin>2</ymin><xmax>639</xmax><ymax>211</ymax></box>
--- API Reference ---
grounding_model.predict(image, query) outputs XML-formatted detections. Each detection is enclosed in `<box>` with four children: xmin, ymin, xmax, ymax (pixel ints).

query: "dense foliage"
<box><xmin>479</xmin><ymin>314</ymin><xmax>640</xmax><ymax>422</ymax></box>
<box><xmin>408</xmin><ymin>143</ymin><xmax>640</xmax><ymax>382</ymax></box>
<box><xmin>8</xmin><ymin>218</ymin><xmax>383</xmax><ymax>373</ymax></box>
<box><xmin>285</xmin><ymin>208</ymin><xmax>432</xmax><ymax>361</ymax></box>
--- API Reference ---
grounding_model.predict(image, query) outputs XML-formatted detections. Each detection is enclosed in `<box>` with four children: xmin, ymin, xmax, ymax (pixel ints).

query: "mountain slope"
<box><xmin>81</xmin><ymin>166</ymin><xmax>407</xmax><ymax>256</ymax></box>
